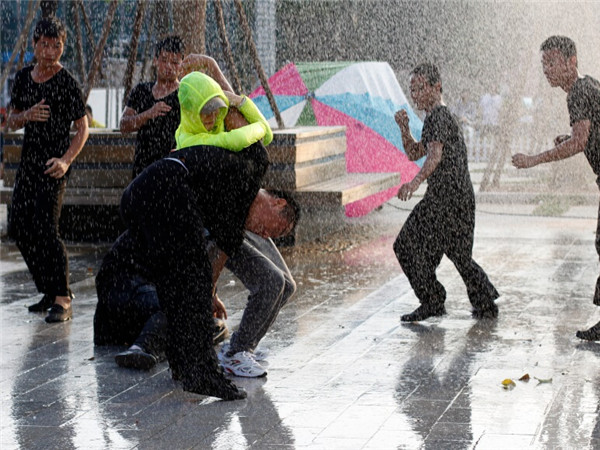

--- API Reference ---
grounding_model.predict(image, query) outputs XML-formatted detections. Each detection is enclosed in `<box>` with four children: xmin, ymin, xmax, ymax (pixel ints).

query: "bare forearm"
<box><xmin>400</xmin><ymin>127</ymin><xmax>425</xmax><ymax>161</ymax></box>
<box><xmin>535</xmin><ymin>137</ymin><xmax>584</xmax><ymax>165</ymax></box>
<box><xmin>208</xmin><ymin>245</ymin><xmax>229</xmax><ymax>290</ymax></box>
<box><xmin>414</xmin><ymin>149</ymin><xmax>441</xmax><ymax>184</ymax></box>
<box><xmin>62</xmin><ymin>124</ymin><xmax>89</xmax><ymax>165</ymax></box>
<box><xmin>120</xmin><ymin>110</ymin><xmax>151</xmax><ymax>133</ymax></box>
<box><xmin>183</xmin><ymin>54</ymin><xmax>234</xmax><ymax>93</ymax></box>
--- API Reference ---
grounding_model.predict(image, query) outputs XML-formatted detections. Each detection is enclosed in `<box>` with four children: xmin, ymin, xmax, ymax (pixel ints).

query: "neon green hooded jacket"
<box><xmin>175</xmin><ymin>71</ymin><xmax>273</xmax><ymax>151</ymax></box>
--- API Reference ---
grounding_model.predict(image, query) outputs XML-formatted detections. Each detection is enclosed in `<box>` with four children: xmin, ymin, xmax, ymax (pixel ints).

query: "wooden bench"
<box><xmin>2</xmin><ymin>127</ymin><xmax>400</xmax><ymax>243</ymax></box>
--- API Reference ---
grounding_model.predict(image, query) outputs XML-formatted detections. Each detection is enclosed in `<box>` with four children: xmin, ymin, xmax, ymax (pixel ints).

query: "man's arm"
<box><xmin>397</xmin><ymin>141</ymin><xmax>442</xmax><ymax>201</ymax></box>
<box><xmin>395</xmin><ymin>110</ymin><xmax>427</xmax><ymax>161</ymax></box>
<box><xmin>512</xmin><ymin>120</ymin><xmax>590</xmax><ymax>169</ymax></box>
<box><xmin>181</xmin><ymin>54</ymin><xmax>234</xmax><ymax>92</ymax></box>
<box><xmin>45</xmin><ymin>115</ymin><xmax>89</xmax><ymax>179</ymax></box>
<box><xmin>6</xmin><ymin>100</ymin><xmax>51</xmax><ymax>131</ymax></box>
<box><xmin>120</xmin><ymin>103</ymin><xmax>172</xmax><ymax>133</ymax></box>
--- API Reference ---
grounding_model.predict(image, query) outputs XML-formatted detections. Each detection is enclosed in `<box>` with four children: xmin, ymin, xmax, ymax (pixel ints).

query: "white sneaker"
<box><xmin>220</xmin><ymin>351</ymin><xmax>267</xmax><ymax>378</ymax></box>
<box><xmin>219</xmin><ymin>343</ymin><xmax>269</xmax><ymax>362</ymax></box>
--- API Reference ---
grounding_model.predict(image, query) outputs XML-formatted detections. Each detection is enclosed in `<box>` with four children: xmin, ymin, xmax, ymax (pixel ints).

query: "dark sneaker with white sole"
<box><xmin>45</xmin><ymin>304</ymin><xmax>72</xmax><ymax>322</ymax></box>
<box><xmin>28</xmin><ymin>294</ymin><xmax>54</xmax><ymax>312</ymax></box>
<box><xmin>472</xmin><ymin>302</ymin><xmax>499</xmax><ymax>319</ymax></box>
<box><xmin>115</xmin><ymin>348</ymin><xmax>158</xmax><ymax>370</ymax></box>
<box><xmin>401</xmin><ymin>304</ymin><xmax>446</xmax><ymax>322</ymax></box>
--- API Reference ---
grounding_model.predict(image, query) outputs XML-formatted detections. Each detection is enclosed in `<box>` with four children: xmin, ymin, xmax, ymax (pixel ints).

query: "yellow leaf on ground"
<box><xmin>502</xmin><ymin>378</ymin><xmax>516</xmax><ymax>389</ymax></box>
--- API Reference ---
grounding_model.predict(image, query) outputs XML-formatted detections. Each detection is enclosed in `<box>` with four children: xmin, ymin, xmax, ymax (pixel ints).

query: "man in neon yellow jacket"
<box><xmin>175</xmin><ymin>71</ymin><xmax>272</xmax><ymax>151</ymax></box>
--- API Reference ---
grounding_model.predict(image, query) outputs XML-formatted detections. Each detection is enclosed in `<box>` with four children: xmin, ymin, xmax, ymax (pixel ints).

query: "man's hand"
<box><xmin>394</xmin><ymin>109</ymin><xmax>410</xmax><ymax>132</ymax></box>
<box><xmin>212</xmin><ymin>293</ymin><xmax>228</xmax><ymax>319</ymax></box>
<box><xmin>397</xmin><ymin>179</ymin><xmax>420</xmax><ymax>201</ymax></box>
<box><xmin>512</xmin><ymin>153</ymin><xmax>537</xmax><ymax>169</ymax></box>
<box><xmin>44</xmin><ymin>157</ymin><xmax>69</xmax><ymax>178</ymax></box>
<box><xmin>554</xmin><ymin>134</ymin><xmax>570</xmax><ymax>146</ymax></box>
<box><xmin>25</xmin><ymin>99</ymin><xmax>50</xmax><ymax>122</ymax></box>
<box><xmin>147</xmin><ymin>101</ymin><xmax>171</xmax><ymax>119</ymax></box>
<box><xmin>223</xmin><ymin>91</ymin><xmax>244</xmax><ymax>108</ymax></box>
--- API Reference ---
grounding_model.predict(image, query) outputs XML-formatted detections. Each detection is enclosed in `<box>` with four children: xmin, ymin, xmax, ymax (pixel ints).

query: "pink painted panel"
<box><xmin>250</xmin><ymin>63</ymin><xmax>308</xmax><ymax>97</ymax></box>
<box><xmin>310</xmin><ymin>100</ymin><xmax>419</xmax><ymax>176</ymax></box>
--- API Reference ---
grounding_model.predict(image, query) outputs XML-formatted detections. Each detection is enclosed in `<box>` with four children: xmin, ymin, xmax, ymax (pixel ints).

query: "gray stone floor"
<box><xmin>2</xmin><ymin>196</ymin><xmax>600</xmax><ymax>449</ymax></box>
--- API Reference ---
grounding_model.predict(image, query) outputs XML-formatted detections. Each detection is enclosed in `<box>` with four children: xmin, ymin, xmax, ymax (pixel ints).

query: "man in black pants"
<box><xmin>394</xmin><ymin>63</ymin><xmax>499</xmax><ymax>322</ymax></box>
<box><xmin>7</xmin><ymin>18</ymin><xmax>89</xmax><ymax>322</ymax></box>
<box><xmin>112</xmin><ymin>142</ymin><xmax>268</xmax><ymax>400</ymax></box>
<box><xmin>513</xmin><ymin>36</ymin><xmax>600</xmax><ymax>341</ymax></box>
<box><xmin>94</xmin><ymin>189</ymin><xmax>299</xmax><ymax>372</ymax></box>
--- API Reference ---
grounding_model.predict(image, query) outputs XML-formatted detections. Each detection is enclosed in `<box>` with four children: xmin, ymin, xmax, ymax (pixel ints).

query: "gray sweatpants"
<box><xmin>225</xmin><ymin>231</ymin><xmax>296</xmax><ymax>354</ymax></box>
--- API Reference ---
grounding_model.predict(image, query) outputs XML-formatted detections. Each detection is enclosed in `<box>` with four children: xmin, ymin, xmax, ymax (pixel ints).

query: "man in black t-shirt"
<box><xmin>513</xmin><ymin>36</ymin><xmax>600</xmax><ymax>341</ymax></box>
<box><xmin>120</xmin><ymin>36</ymin><xmax>184</xmax><ymax>178</ymax></box>
<box><xmin>394</xmin><ymin>63</ymin><xmax>499</xmax><ymax>322</ymax></box>
<box><xmin>7</xmin><ymin>18</ymin><xmax>89</xmax><ymax>323</ymax></box>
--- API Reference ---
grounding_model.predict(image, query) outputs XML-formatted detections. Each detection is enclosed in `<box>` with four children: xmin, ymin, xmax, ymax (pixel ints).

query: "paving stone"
<box><xmin>2</xmin><ymin>199</ymin><xmax>600</xmax><ymax>448</ymax></box>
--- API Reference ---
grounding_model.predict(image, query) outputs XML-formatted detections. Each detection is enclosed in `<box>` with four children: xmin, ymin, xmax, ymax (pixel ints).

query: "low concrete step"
<box><xmin>295</xmin><ymin>172</ymin><xmax>400</xmax><ymax>206</ymax></box>
<box><xmin>289</xmin><ymin>172</ymin><xmax>400</xmax><ymax>245</ymax></box>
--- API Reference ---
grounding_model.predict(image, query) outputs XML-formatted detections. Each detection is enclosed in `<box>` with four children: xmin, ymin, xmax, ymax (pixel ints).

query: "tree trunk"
<box><xmin>122</xmin><ymin>0</ymin><xmax>147</xmax><ymax>104</ymax></box>
<box><xmin>234</xmin><ymin>0</ymin><xmax>284</xmax><ymax>128</ymax></box>
<box><xmin>78</xmin><ymin>0</ymin><xmax>105</xmax><ymax>81</ymax></box>
<box><xmin>139</xmin><ymin>2</ymin><xmax>157</xmax><ymax>82</ymax></box>
<box><xmin>83</xmin><ymin>0</ymin><xmax>119</xmax><ymax>102</ymax></box>
<box><xmin>214</xmin><ymin>0</ymin><xmax>242</xmax><ymax>93</ymax></box>
<box><xmin>173</xmin><ymin>0</ymin><xmax>206</xmax><ymax>54</ymax></box>
<box><xmin>72</xmin><ymin>1</ymin><xmax>86</xmax><ymax>82</ymax></box>
<box><xmin>0</xmin><ymin>0</ymin><xmax>41</xmax><ymax>90</ymax></box>
<box><xmin>155</xmin><ymin>0</ymin><xmax>170</xmax><ymax>39</ymax></box>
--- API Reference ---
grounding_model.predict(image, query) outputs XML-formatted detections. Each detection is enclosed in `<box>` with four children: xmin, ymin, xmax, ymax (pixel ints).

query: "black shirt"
<box><xmin>126</xmin><ymin>82</ymin><xmax>180</xmax><ymax>178</ymax></box>
<box><xmin>171</xmin><ymin>142</ymin><xmax>269</xmax><ymax>256</ymax></box>
<box><xmin>421</xmin><ymin>105</ymin><xmax>474</xmax><ymax>206</ymax></box>
<box><xmin>9</xmin><ymin>66</ymin><xmax>86</xmax><ymax>169</ymax></box>
<box><xmin>568</xmin><ymin>76</ymin><xmax>600</xmax><ymax>182</ymax></box>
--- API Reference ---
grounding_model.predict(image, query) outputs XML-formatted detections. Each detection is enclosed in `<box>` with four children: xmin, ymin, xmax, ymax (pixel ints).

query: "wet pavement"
<box><xmin>2</xmin><ymin>192</ymin><xmax>600</xmax><ymax>449</ymax></box>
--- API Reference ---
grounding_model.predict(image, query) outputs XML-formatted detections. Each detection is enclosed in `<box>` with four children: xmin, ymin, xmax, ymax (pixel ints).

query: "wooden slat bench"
<box><xmin>2</xmin><ymin>127</ymin><xmax>400</xmax><ymax>243</ymax></box>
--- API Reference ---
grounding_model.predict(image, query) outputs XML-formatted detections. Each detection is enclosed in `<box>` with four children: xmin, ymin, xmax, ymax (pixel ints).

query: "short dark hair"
<box><xmin>540</xmin><ymin>36</ymin><xmax>577</xmax><ymax>60</ymax></box>
<box><xmin>267</xmin><ymin>190</ymin><xmax>301</xmax><ymax>235</ymax></box>
<box><xmin>155</xmin><ymin>35</ymin><xmax>185</xmax><ymax>58</ymax></box>
<box><xmin>411</xmin><ymin>62</ymin><xmax>442</xmax><ymax>93</ymax></box>
<box><xmin>85</xmin><ymin>104</ymin><xmax>92</xmax><ymax>114</ymax></box>
<box><xmin>33</xmin><ymin>17</ymin><xmax>66</xmax><ymax>44</ymax></box>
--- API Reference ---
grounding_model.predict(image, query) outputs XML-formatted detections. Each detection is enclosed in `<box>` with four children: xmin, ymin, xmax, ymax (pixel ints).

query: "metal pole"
<box><xmin>83</xmin><ymin>0</ymin><xmax>118</xmax><ymax>102</ymax></box>
<box><xmin>122</xmin><ymin>0</ymin><xmax>147</xmax><ymax>104</ymax></box>
<box><xmin>214</xmin><ymin>0</ymin><xmax>242</xmax><ymax>94</ymax></box>
<box><xmin>233</xmin><ymin>0</ymin><xmax>284</xmax><ymax>129</ymax></box>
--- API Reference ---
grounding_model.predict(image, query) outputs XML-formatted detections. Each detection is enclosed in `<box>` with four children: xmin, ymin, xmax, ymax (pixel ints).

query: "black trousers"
<box><xmin>119</xmin><ymin>159</ymin><xmax>222</xmax><ymax>386</ymax></box>
<box><xmin>94</xmin><ymin>241</ymin><xmax>167</xmax><ymax>359</ymax></box>
<box><xmin>9</xmin><ymin>161</ymin><xmax>70</xmax><ymax>297</ymax></box>
<box><xmin>593</xmin><ymin>198</ymin><xmax>600</xmax><ymax>305</ymax></box>
<box><xmin>393</xmin><ymin>196</ymin><xmax>498</xmax><ymax>308</ymax></box>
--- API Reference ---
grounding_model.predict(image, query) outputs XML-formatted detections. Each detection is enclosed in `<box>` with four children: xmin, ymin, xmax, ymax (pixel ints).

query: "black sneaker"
<box><xmin>115</xmin><ymin>348</ymin><xmax>158</xmax><ymax>370</ymax></box>
<box><xmin>182</xmin><ymin>375</ymin><xmax>247</xmax><ymax>401</ymax></box>
<box><xmin>28</xmin><ymin>294</ymin><xmax>54</xmax><ymax>312</ymax></box>
<box><xmin>576</xmin><ymin>322</ymin><xmax>600</xmax><ymax>341</ymax></box>
<box><xmin>401</xmin><ymin>304</ymin><xmax>446</xmax><ymax>322</ymax></box>
<box><xmin>213</xmin><ymin>318</ymin><xmax>229</xmax><ymax>345</ymax></box>
<box><xmin>45</xmin><ymin>304</ymin><xmax>73</xmax><ymax>323</ymax></box>
<box><xmin>471</xmin><ymin>302</ymin><xmax>499</xmax><ymax>320</ymax></box>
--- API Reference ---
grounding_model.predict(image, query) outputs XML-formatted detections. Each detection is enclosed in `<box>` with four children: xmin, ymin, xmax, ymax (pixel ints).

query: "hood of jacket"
<box><xmin>176</xmin><ymin>71</ymin><xmax>229</xmax><ymax>149</ymax></box>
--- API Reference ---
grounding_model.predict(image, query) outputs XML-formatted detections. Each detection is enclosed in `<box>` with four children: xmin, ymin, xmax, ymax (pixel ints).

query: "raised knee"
<box><xmin>283</xmin><ymin>276</ymin><xmax>297</xmax><ymax>300</ymax></box>
<box><xmin>393</xmin><ymin>235</ymin><xmax>410</xmax><ymax>263</ymax></box>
